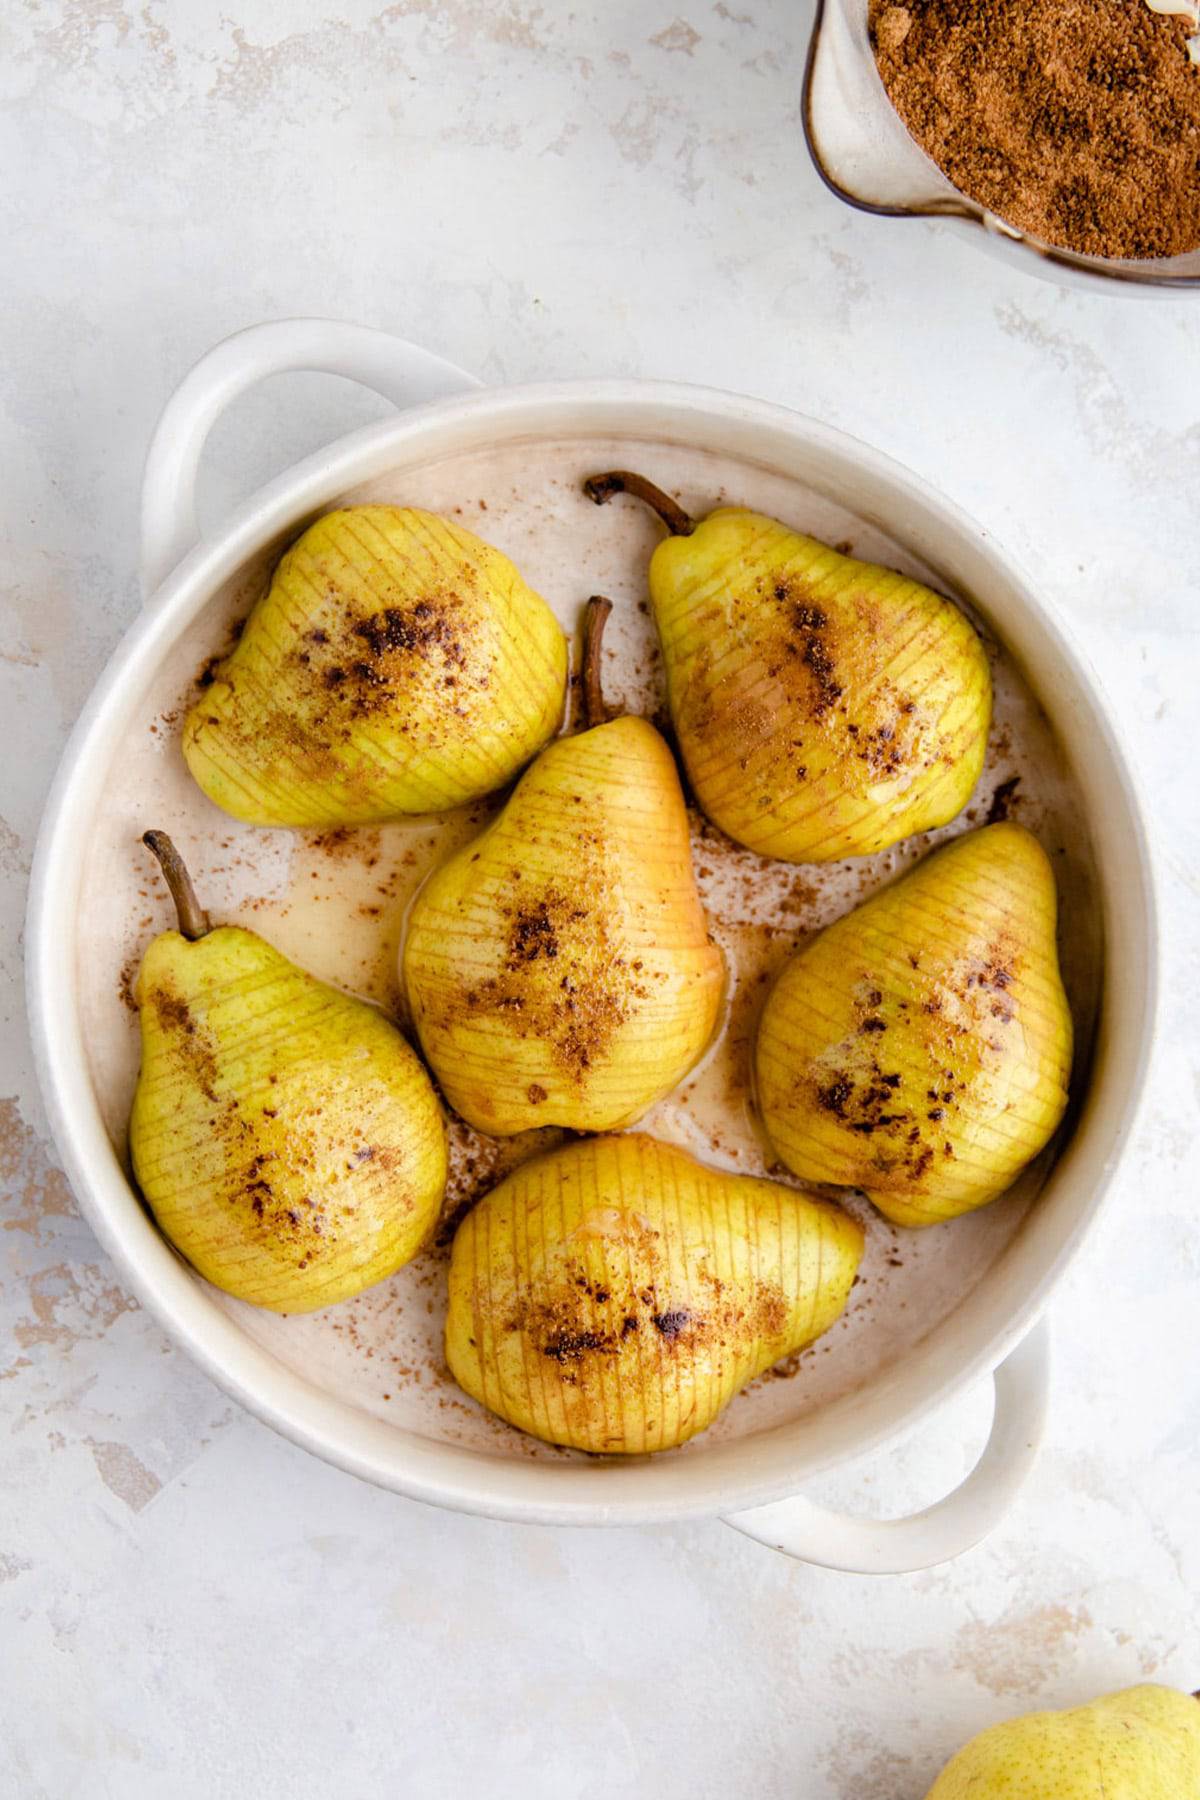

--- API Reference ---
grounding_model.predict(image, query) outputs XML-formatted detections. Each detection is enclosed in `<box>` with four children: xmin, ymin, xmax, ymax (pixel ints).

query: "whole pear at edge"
<box><xmin>183</xmin><ymin>504</ymin><xmax>568</xmax><ymax>828</ymax></box>
<box><xmin>446</xmin><ymin>1132</ymin><xmax>864</xmax><ymax>1453</ymax></box>
<box><xmin>924</xmin><ymin>1685</ymin><xmax>1200</xmax><ymax>1799</ymax></box>
<box><xmin>402</xmin><ymin>598</ymin><xmax>725</xmax><ymax>1135</ymax></box>
<box><xmin>130</xmin><ymin>832</ymin><xmax>446</xmax><ymax>1311</ymax></box>
<box><xmin>755</xmin><ymin>822</ymin><xmax>1073</xmax><ymax>1227</ymax></box>
<box><xmin>585</xmin><ymin>471</ymin><xmax>991</xmax><ymax>862</ymax></box>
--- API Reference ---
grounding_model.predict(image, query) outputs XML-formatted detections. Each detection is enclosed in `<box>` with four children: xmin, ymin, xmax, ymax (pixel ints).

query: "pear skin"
<box><xmin>445</xmin><ymin>1133</ymin><xmax>864</xmax><ymax>1453</ymax></box>
<box><xmin>130</xmin><ymin>834</ymin><xmax>446</xmax><ymax>1311</ymax></box>
<box><xmin>183</xmin><ymin>505</ymin><xmax>568</xmax><ymax>827</ymax></box>
<box><xmin>925</xmin><ymin>1686</ymin><xmax>1200</xmax><ymax>1799</ymax></box>
<box><xmin>585</xmin><ymin>473</ymin><xmax>991</xmax><ymax>862</ymax></box>
<box><xmin>755</xmin><ymin>823</ymin><xmax>1073</xmax><ymax>1226</ymax></box>
<box><xmin>403</xmin><ymin>618</ymin><xmax>724</xmax><ymax>1136</ymax></box>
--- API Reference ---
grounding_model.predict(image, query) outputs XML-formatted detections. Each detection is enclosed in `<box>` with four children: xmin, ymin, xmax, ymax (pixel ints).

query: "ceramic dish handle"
<box><xmin>139</xmin><ymin>318</ymin><xmax>483</xmax><ymax>597</ymax></box>
<box><xmin>723</xmin><ymin>1318</ymin><xmax>1050</xmax><ymax>1573</ymax></box>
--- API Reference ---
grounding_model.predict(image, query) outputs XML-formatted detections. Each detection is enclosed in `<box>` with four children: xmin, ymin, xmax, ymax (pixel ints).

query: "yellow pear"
<box><xmin>585</xmin><ymin>470</ymin><xmax>991</xmax><ymax>861</ymax></box>
<box><xmin>925</xmin><ymin>1685</ymin><xmax>1200</xmax><ymax>1799</ymax></box>
<box><xmin>445</xmin><ymin>1132</ymin><xmax>863</xmax><ymax>1452</ymax></box>
<box><xmin>755</xmin><ymin>822</ymin><xmax>1072</xmax><ymax>1226</ymax></box>
<box><xmin>130</xmin><ymin>832</ymin><xmax>446</xmax><ymax>1311</ymax></box>
<box><xmin>402</xmin><ymin>599</ymin><xmax>724</xmax><ymax>1135</ymax></box>
<box><xmin>183</xmin><ymin>504</ymin><xmax>568</xmax><ymax>827</ymax></box>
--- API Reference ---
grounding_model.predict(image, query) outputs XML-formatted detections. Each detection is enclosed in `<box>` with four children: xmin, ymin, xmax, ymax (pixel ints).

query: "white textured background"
<box><xmin>2</xmin><ymin>3</ymin><xmax>1198</xmax><ymax>1796</ymax></box>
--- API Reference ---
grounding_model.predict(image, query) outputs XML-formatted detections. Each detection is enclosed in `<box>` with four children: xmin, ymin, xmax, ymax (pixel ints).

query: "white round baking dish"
<box><xmin>26</xmin><ymin>320</ymin><xmax>1158</xmax><ymax>1571</ymax></box>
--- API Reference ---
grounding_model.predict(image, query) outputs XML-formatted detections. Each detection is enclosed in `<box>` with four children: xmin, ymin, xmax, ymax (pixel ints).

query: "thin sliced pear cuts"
<box><xmin>446</xmin><ymin>1133</ymin><xmax>864</xmax><ymax>1453</ymax></box>
<box><xmin>755</xmin><ymin>822</ymin><xmax>1073</xmax><ymax>1226</ymax></box>
<box><xmin>130</xmin><ymin>832</ymin><xmax>446</xmax><ymax>1311</ymax></box>
<box><xmin>403</xmin><ymin>600</ymin><xmax>724</xmax><ymax>1135</ymax></box>
<box><xmin>925</xmin><ymin>1685</ymin><xmax>1200</xmax><ymax>1800</ymax></box>
<box><xmin>183</xmin><ymin>504</ymin><xmax>568</xmax><ymax>827</ymax></box>
<box><xmin>585</xmin><ymin>471</ymin><xmax>991</xmax><ymax>861</ymax></box>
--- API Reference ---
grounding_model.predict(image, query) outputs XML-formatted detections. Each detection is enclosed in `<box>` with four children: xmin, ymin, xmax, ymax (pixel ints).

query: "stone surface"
<box><xmin>2</xmin><ymin>3</ymin><xmax>1197</xmax><ymax>1796</ymax></box>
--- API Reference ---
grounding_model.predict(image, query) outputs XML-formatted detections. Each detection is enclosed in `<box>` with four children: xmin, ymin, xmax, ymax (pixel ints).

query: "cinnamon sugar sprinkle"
<box><xmin>871</xmin><ymin>0</ymin><xmax>1200</xmax><ymax>259</ymax></box>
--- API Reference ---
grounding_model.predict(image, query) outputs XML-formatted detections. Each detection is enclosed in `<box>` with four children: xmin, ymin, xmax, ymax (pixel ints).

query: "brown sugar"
<box><xmin>870</xmin><ymin>0</ymin><xmax>1200</xmax><ymax>259</ymax></box>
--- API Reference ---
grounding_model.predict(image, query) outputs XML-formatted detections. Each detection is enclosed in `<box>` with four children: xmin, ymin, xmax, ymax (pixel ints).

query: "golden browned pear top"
<box><xmin>402</xmin><ymin>597</ymin><xmax>724</xmax><ymax>1135</ymax></box>
<box><xmin>583</xmin><ymin>470</ymin><xmax>992</xmax><ymax>862</ymax></box>
<box><xmin>182</xmin><ymin>505</ymin><xmax>568</xmax><ymax>827</ymax></box>
<box><xmin>132</xmin><ymin>832</ymin><xmax>446</xmax><ymax>1313</ymax></box>
<box><xmin>445</xmin><ymin>1132</ymin><xmax>864</xmax><ymax>1453</ymax></box>
<box><xmin>755</xmin><ymin>821</ymin><xmax>1074</xmax><ymax>1224</ymax></box>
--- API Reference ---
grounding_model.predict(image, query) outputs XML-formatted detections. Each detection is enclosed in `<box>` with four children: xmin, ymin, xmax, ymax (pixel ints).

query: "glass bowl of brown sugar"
<box><xmin>804</xmin><ymin>0</ymin><xmax>1200</xmax><ymax>293</ymax></box>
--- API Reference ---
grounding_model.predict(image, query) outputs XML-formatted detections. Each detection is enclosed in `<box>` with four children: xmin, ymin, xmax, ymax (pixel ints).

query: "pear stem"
<box><xmin>582</xmin><ymin>470</ymin><xmax>695</xmax><ymax>537</ymax></box>
<box><xmin>143</xmin><ymin>831</ymin><xmax>210</xmax><ymax>941</ymax></box>
<box><xmin>581</xmin><ymin>596</ymin><xmax>617</xmax><ymax>730</ymax></box>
